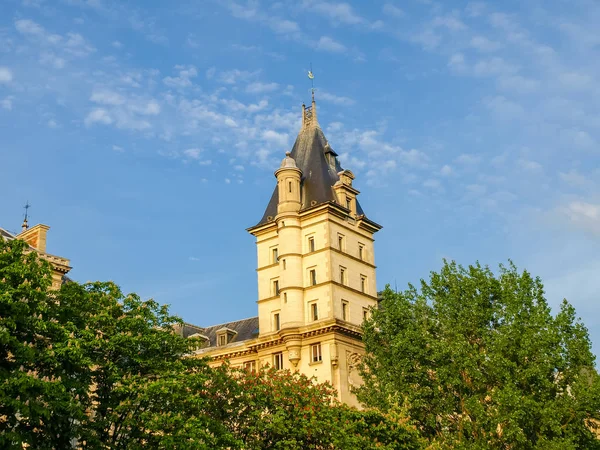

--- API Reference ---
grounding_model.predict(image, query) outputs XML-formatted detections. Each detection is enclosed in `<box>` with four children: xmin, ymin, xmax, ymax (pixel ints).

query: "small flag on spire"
<box><xmin>307</xmin><ymin>70</ymin><xmax>314</xmax><ymax>79</ymax></box>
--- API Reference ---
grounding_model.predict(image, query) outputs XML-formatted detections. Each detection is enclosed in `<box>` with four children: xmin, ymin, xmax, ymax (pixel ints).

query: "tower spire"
<box><xmin>308</xmin><ymin>64</ymin><xmax>315</xmax><ymax>102</ymax></box>
<box><xmin>22</xmin><ymin>201</ymin><xmax>30</xmax><ymax>232</ymax></box>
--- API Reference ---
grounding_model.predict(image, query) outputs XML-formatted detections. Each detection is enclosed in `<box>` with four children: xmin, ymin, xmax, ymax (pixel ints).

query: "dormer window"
<box><xmin>346</xmin><ymin>197</ymin><xmax>351</xmax><ymax>210</ymax></box>
<box><xmin>216</xmin><ymin>327</ymin><xmax>237</xmax><ymax>346</ymax></box>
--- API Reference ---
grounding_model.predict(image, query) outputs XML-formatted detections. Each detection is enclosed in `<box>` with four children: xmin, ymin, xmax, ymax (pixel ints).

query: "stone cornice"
<box><xmin>194</xmin><ymin>319</ymin><xmax>364</xmax><ymax>362</ymax></box>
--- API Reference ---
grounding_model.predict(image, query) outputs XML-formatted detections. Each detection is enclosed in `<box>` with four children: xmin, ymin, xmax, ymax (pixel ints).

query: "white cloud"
<box><xmin>469</xmin><ymin>36</ymin><xmax>501</xmax><ymax>52</ymax></box>
<box><xmin>163</xmin><ymin>65</ymin><xmax>197</xmax><ymax>88</ymax></box>
<box><xmin>483</xmin><ymin>95</ymin><xmax>525</xmax><ymax>119</ymax></box>
<box><xmin>90</xmin><ymin>89</ymin><xmax>125</xmax><ymax>105</ymax></box>
<box><xmin>517</xmin><ymin>158</ymin><xmax>542</xmax><ymax>172</ymax></box>
<box><xmin>0</xmin><ymin>67</ymin><xmax>12</xmax><ymax>83</ymax></box>
<box><xmin>112</xmin><ymin>40</ymin><xmax>122</xmax><ymax>48</ymax></box>
<box><xmin>561</xmin><ymin>201</ymin><xmax>600</xmax><ymax>235</ymax></box>
<box><xmin>440</xmin><ymin>164</ymin><xmax>453</xmax><ymax>176</ymax></box>
<box><xmin>262</xmin><ymin>129</ymin><xmax>289</xmax><ymax>148</ymax></box>
<box><xmin>400</xmin><ymin>148</ymin><xmax>429</xmax><ymax>167</ymax></box>
<box><xmin>423</xmin><ymin>178</ymin><xmax>442</xmax><ymax>190</ymax></box>
<box><xmin>112</xmin><ymin>145</ymin><xmax>124</xmax><ymax>152</ymax></box>
<box><xmin>15</xmin><ymin>19</ymin><xmax>46</xmax><ymax>36</ymax></box>
<box><xmin>84</xmin><ymin>108</ymin><xmax>112</xmax><ymax>126</ymax></box>
<box><xmin>315</xmin><ymin>36</ymin><xmax>347</xmax><ymax>53</ymax></box>
<box><xmin>432</xmin><ymin>15</ymin><xmax>467</xmax><ymax>31</ymax></box>
<box><xmin>382</xmin><ymin>3</ymin><xmax>404</xmax><ymax>18</ymax></box>
<box><xmin>302</xmin><ymin>0</ymin><xmax>364</xmax><ymax>25</ymax></box>
<box><xmin>184</xmin><ymin>148</ymin><xmax>202</xmax><ymax>159</ymax></box>
<box><xmin>39</xmin><ymin>52</ymin><xmax>66</xmax><ymax>68</ymax></box>
<box><xmin>559</xmin><ymin>170</ymin><xmax>594</xmax><ymax>189</ymax></box>
<box><xmin>218</xmin><ymin>69</ymin><xmax>257</xmax><ymax>85</ymax></box>
<box><xmin>64</xmin><ymin>32</ymin><xmax>95</xmax><ymax>56</ymax></box>
<box><xmin>473</xmin><ymin>57</ymin><xmax>518</xmax><ymax>77</ymax></box>
<box><xmin>410</xmin><ymin>29</ymin><xmax>441</xmax><ymax>50</ymax></box>
<box><xmin>456</xmin><ymin>153</ymin><xmax>482</xmax><ymax>165</ymax></box>
<box><xmin>246</xmin><ymin>82</ymin><xmax>279</xmax><ymax>94</ymax></box>
<box><xmin>318</xmin><ymin>91</ymin><xmax>355</xmax><ymax>106</ymax></box>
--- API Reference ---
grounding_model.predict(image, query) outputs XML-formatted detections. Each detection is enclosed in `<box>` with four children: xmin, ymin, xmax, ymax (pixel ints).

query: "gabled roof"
<box><xmin>255</xmin><ymin>103</ymin><xmax>365</xmax><ymax>227</ymax></box>
<box><xmin>183</xmin><ymin>317</ymin><xmax>259</xmax><ymax>347</ymax></box>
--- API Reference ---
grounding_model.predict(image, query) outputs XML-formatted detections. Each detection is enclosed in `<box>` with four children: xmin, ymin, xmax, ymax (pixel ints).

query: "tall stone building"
<box><xmin>188</xmin><ymin>98</ymin><xmax>381</xmax><ymax>406</ymax></box>
<box><xmin>0</xmin><ymin>220</ymin><xmax>71</xmax><ymax>289</ymax></box>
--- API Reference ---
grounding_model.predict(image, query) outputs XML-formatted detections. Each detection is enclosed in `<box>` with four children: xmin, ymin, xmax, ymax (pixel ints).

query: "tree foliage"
<box><xmin>357</xmin><ymin>260</ymin><xmax>600</xmax><ymax>449</ymax></box>
<box><xmin>1</xmin><ymin>237</ymin><xmax>420</xmax><ymax>449</ymax></box>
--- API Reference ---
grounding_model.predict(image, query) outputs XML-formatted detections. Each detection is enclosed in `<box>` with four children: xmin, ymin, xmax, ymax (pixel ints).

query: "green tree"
<box><xmin>0</xmin><ymin>238</ymin><xmax>231</xmax><ymax>449</ymax></box>
<box><xmin>0</xmin><ymin>238</ymin><xmax>81</xmax><ymax>449</ymax></box>
<box><xmin>222</xmin><ymin>366</ymin><xmax>422</xmax><ymax>450</ymax></box>
<box><xmin>357</xmin><ymin>260</ymin><xmax>600</xmax><ymax>449</ymax></box>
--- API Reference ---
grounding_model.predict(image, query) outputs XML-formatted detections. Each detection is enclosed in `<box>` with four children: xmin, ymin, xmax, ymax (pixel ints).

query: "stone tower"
<box><xmin>246</xmin><ymin>98</ymin><xmax>382</xmax><ymax>406</ymax></box>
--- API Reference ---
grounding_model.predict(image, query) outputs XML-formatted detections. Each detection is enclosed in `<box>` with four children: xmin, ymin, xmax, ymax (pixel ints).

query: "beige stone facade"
<box><xmin>0</xmin><ymin>222</ymin><xmax>71</xmax><ymax>289</ymax></box>
<box><xmin>192</xmin><ymin>99</ymin><xmax>381</xmax><ymax>407</ymax></box>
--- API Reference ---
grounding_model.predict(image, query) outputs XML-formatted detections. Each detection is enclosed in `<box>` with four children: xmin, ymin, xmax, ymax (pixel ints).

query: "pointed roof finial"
<box><xmin>308</xmin><ymin>63</ymin><xmax>315</xmax><ymax>102</ymax></box>
<box><xmin>22</xmin><ymin>201</ymin><xmax>30</xmax><ymax>231</ymax></box>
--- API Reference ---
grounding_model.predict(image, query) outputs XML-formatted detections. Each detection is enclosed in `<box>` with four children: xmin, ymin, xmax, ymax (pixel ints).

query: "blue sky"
<box><xmin>1</xmin><ymin>0</ymin><xmax>599</xmax><ymax>355</ymax></box>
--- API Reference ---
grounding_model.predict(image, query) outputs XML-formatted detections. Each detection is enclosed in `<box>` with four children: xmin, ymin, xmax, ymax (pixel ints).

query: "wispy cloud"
<box><xmin>0</xmin><ymin>67</ymin><xmax>12</xmax><ymax>83</ymax></box>
<box><xmin>315</xmin><ymin>36</ymin><xmax>346</xmax><ymax>53</ymax></box>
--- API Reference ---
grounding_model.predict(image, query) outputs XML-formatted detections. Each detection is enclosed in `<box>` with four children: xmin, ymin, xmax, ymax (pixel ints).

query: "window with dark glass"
<box><xmin>273</xmin><ymin>352</ymin><xmax>284</xmax><ymax>370</ymax></box>
<box><xmin>311</xmin><ymin>303</ymin><xmax>319</xmax><ymax>321</ymax></box>
<box><xmin>311</xmin><ymin>343</ymin><xmax>322</xmax><ymax>363</ymax></box>
<box><xmin>308</xmin><ymin>236</ymin><xmax>315</xmax><ymax>252</ymax></box>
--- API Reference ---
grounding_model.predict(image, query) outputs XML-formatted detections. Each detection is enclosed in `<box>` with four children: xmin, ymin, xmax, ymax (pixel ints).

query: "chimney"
<box><xmin>17</xmin><ymin>224</ymin><xmax>50</xmax><ymax>253</ymax></box>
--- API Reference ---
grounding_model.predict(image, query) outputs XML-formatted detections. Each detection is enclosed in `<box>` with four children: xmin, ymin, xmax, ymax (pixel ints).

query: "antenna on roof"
<box><xmin>22</xmin><ymin>201</ymin><xmax>30</xmax><ymax>232</ymax></box>
<box><xmin>307</xmin><ymin>63</ymin><xmax>315</xmax><ymax>101</ymax></box>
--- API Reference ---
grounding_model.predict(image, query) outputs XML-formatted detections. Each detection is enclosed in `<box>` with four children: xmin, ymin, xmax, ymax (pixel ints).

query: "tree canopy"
<box><xmin>0</xmin><ymin>236</ymin><xmax>420</xmax><ymax>449</ymax></box>
<box><xmin>357</xmin><ymin>260</ymin><xmax>600</xmax><ymax>449</ymax></box>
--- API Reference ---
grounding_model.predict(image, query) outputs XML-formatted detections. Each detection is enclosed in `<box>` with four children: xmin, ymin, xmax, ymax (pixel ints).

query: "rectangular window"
<box><xmin>283</xmin><ymin>292</ymin><xmax>287</xmax><ymax>303</ymax></box>
<box><xmin>361</xmin><ymin>275</ymin><xmax>367</xmax><ymax>293</ymax></box>
<box><xmin>288</xmin><ymin>181</ymin><xmax>292</xmax><ymax>193</ymax></box>
<box><xmin>346</xmin><ymin>197</ymin><xmax>351</xmax><ymax>209</ymax></box>
<box><xmin>338</xmin><ymin>234</ymin><xmax>344</xmax><ymax>251</ymax></box>
<box><xmin>274</xmin><ymin>313</ymin><xmax>280</xmax><ymax>331</ymax></box>
<box><xmin>311</xmin><ymin>343</ymin><xmax>322</xmax><ymax>363</ymax></box>
<box><xmin>271</xmin><ymin>247</ymin><xmax>278</xmax><ymax>264</ymax></box>
<box><xmin>243</xmin><ymin>361</ymin><xmax>256</xmax><ymax>372</ymax></box>
<box><xmin>311</xmin><ymin>302</ymin><xmax>319</xmax><ymax>321</ymax></box>
<box><xmin>308</xmin><ymin>236</ymin><xmax>315</xmax><ymax>252</ymax></box>
<box><xmin>339</xmin><ymin>266</ymin><xmax>346</xmax><ymax>285</ymax></box>
<box><xmin>282</xmin><ymin>259</ymin><xmax>286</xmax><ymax>270</ymax></box>
<box><xmin>358</xmin><ymin>244</ymin><xmax>364</xmax><ymax>260</ymax></box>
<box><xmin>309</xmin><ymin>269</ymin><xmax>317</xmax><ymax>286</ymax></box>
<box><xmin>273</xmin><ymin>279</ymin><xmax>280</xmax><ymax>296</ymax></box>
<box><xmin>273</xmin><ymin>352</ymin><xmax>284</xmax><ymax>370</ymax></box>
<box><xmin>218</xmin><ymin>334</ymin><xmax>226</xmax><ymax>346</ymax></box>
<box><xmin>363</xmin><ymin>307</ymin><xmax>369</xmax><ymax>321</ymax></box>
<box><xmin>342</xmin><ymin>301</ymin><xmax>348</xmax><ymax>321</ymax></box>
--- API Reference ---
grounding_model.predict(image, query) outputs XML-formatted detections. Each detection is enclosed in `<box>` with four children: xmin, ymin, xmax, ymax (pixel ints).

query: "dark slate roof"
<box><xmin>255</xmin><ymin>121</ymin><xmax>365</xmax><ymax>227</ymax></box>
<box><xmin>183</xmin><ymin>317</ymin><xmax>259</xmax><ymax>348</ymax></box>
